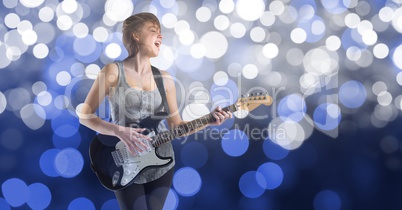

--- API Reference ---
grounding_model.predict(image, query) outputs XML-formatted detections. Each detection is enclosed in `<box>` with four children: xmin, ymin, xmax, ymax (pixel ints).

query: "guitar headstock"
<box><xmin>235</xmin><ymin>92</ymin><xmax>273</xmax><ymax>112</ymax></box>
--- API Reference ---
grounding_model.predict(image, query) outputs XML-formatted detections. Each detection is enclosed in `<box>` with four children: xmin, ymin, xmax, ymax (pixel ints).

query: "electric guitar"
<box><xmin>89</xmin><ymin>92</ymin><xmax>272</xmax><ymax>191</ymax></box>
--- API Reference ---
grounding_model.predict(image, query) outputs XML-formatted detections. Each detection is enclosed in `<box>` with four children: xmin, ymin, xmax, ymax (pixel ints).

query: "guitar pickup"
<box><xmin>111</xmin><ymin>149</ymin><xmax>124</xmax><ymax>166</ymax></box>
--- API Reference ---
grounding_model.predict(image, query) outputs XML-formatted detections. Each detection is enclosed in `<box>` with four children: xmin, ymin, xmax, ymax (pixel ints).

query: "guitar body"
<box><xmin>89</xmin><ymin>93</ymin><xmax>272</xmax><ymax>191</ymax></box>
<box><xmin>89</xmin><ymin>116</ymin><xmax>173</xmax><ymax>191</ymax></box>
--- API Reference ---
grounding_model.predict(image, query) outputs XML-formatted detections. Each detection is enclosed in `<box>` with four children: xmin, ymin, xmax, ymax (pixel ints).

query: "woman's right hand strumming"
<box><xmin>115</xmin><ymin>127</ymin><xmax>152</xmax><ymax>155</ymax></box>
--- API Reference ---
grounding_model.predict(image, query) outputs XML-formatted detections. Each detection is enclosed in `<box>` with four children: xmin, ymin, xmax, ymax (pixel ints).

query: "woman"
<box><xmin>79</xmin><ymin>12</ymin><xmax>232</xmax><ymax>210</ymax></box>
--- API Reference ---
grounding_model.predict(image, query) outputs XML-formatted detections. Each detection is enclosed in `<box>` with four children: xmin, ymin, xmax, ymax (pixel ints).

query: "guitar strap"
<box><xmin>151</xmin><ymin>66</ymin><xmax>170</xmax><ymax>117</ymax></box>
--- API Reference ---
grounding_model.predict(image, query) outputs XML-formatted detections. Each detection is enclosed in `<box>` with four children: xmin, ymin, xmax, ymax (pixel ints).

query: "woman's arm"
<box><xmin>162</xmin><ymin>71</ymin><xmax>232</xmax><ymax>136</ymax></box>
<box><xmin>79</xmin><ymin>63</ymin><xmax>150</xmax><ymax>153</ymax></box>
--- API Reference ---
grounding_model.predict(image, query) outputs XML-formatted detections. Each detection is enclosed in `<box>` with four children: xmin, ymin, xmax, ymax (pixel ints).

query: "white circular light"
<box><xmin>57</xmin><ymin>15</ymin><xmax>73</xmax><ymax>31</ymax></box>
<box><xmin>200</xmin><ymin>31</ymin><xmax>228</xmax><ymax>59</ymax></box>
<box><xmin>269</xmin><ymin>0</ymin><xmax>285</xmax><ymax>16</ymax></box>
<box><xmin>242</xmin><ymin>64</ymin><xmax>258</xmax><ymax>79</ymax></box>
<box><xmin>326</xmin><ymin>36</ymin><xmax>341</xmax><ymax>51</ymax></box>
<box><xmin>105</xmin><ymin>0</ymin><xmax>134</xmax><ymax>22</ymax></box>
<box><xmin>250</xmin><ymin>27</ymin><xmax>266</xmax><ymax>43</ymax></box>
<box><xmin>33</xmin><ymin>43</ymin><xmax>49</xmax><ymax>59</ymax></box>
<box><xmin>373</xmin><ymin>43</ymin><xmax>389</xmax><ymax>59</ymax></box>
<box><xmin>93</xmin><ymin>27</ymin><xmax>109</xmax><ymax>42</ymax></box>
<box><xmin>0</xmin><ymin>92</ymin><xmax>6</xmax><ymax>115</ymax></box>
<box><xmin>21</xmin><ymin>30</ymin><xmax>38</xmax><ymax>46</ymax></box>
<box><xmin>105</xmin><ymin>43</ymin><xmax>122</xmax><ymax>59</ymax></box>
<box><xmin>213</xmin><ymin>71</ymin><xmax>229</xmax><ymax>86</ymax></box>
<box><xmin>39</xmin><ymin>7</ymin><xmax>55</xmax><ymax>22</ymax></box>
<box><xmin>162</xmin><ymin>13</ymin><xmax>177</xmax><ymax>29</ymax></box>
<box><xmin>20</xmin><ymin>0</ymin><xmax>45</xmax><ymax>8</ymax></box>
<box><xmin>179</xmin><ymin>29</ymin><xmax>195</xmax><ymax>46</ymax></box>
<box><xmin>219</xmin><ymin>0</ymin><xmax>235</xmax><ymax>14</ymax></box>
<box><xmin>236</xmin><ymin>0</ymin><xmax>265</xmax><ymax>21</ymax></box>
<box><xmin>230</xmin><ymin>22</ymin><xmax>246</xmax><ymax>38</ymax></box>
<box><xmin>182</xmin><ymin>103</ymin><xmax>210</xmax><ymax>121</ymax></box>
<box><xmin>85</xmin><ymin>64</ymin><xmax>101</xmax><ymax>79</ymax></box>
<box><xmin>190</xmin><ymin>43</ymin><xmax>206</xmax><ymax>59</ymax></box>
<box><xmin>73</xmin><ymin>23</ymin><xmax>89</xmax><ymax>38</ymax></box>
<box><xmin>196</xmin><ymin>6</ymin><xmax>211</xmax><ymax>22</ymax></box>
<box><xmin>262</xmin><ymin>43</ymin><xmax>279</xmax><ymax>59</ymax></box>
<box><xmin>61</xmin><ymin>0</ymin><xmax>78</xmax><ymax>14</ymax></box>
<box><xmin>214</xmin><ymin>15</ymin><xmax>230</xmax><ymax>31</ymax></box>
<box><xmin>37</xmin><ymin>91</ymin><xmax>52</xmax><ymax>106</ymax></box>
<box><xmin>345</xmin><ymin>13</ymin><xmax>360</xmax><ymax>28</ymax></box>
<box><xmin>4</xmin><ymin>13</ymin><xmax>20</xmax><ymax>28</ymax></box>
<box><xmin>290</xmin><ymin>28</ymin><xmax>307</xmax><ymax>44</ymax></box>
<box><xmin>56</xmin><ymin>71</ymin><xmax>72</xmax><ymax>86</ymax></box>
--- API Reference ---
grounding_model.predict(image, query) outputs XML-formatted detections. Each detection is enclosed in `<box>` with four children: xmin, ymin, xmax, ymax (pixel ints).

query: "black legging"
<box><xmin>114</xmin><ymin>168</ymin><xmax>174</xmax><ymax>210</ymax></box>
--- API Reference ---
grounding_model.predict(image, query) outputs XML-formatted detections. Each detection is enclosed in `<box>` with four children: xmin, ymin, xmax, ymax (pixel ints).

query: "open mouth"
<box><xmin>154</xmin><ymin>41</ymin><xmax>161</xmax><ymax>48</ymax></box>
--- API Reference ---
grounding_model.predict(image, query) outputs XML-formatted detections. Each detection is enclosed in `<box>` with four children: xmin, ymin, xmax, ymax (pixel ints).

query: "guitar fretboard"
<box><xmin>152</xmin><ymin>104</ymin><xmax>237</xmax><ymax>147</ymax></box>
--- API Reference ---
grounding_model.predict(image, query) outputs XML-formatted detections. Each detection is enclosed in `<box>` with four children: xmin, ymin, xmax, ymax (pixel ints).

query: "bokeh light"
<box><xmin>236</xmin><ymin>0</ymin><xmax>265</xmax><ymax>21</ymax></box>
<box><xmin>0</xmin><ymin>92</ymin><xmax>6</xmax><ymax>114</ymax></box>
<box><xmin>221</xmin><ymin>129</ymin><xmax>249</xmax><ymax>157</ymax></box>
<box><xmin>105</xmin><ymin>0</ymin><xmax>133</xmax><ymax>22</ymax></box>
<box><xmin>163</xmin><ymin>189</ymin><xmax>179</xmax><ymax>210</ymax></box>
<box><xmin>313</xmin><ymin>190</ymin><xmax>342</xmax><ymax>210</ymax></box>
<box><xmin>182</xmin><ymin>103</ymin><xmax>210</xmax><ymax>121</ymax></box>
<box><xmin>51</xmin><ymin>109</ymin><xmax>80</xmax><ymax>138</ymax></box>
<box><xmin>339</xmin><ymin>80</ymin><xmax>367</xmax><ymax>108</ymax></box>
<box><xmin>20</xmin><ymin>104</ymin><xmax>46</xmax><ymax>130</ymax></box>
<box><xmin>0</xmin><ymin>198</ymin><xmax>10</xmax><ymax>210</ymax></box>
<box><xmin>39</xmin><ymin>149</ymin><xmax>61</xmax><ymax>177</ymax></box>
<box><xmin>100</xmin><ymin>199</ymin><xmax>119</xmax><ymax>210</ymax></box>
<box><xmin>219</xmin><ymin>0</ymin><xmax>235</xmax><ymax>14</ymax></box>
<box><xmin>173</xmin><ymin>167</ymin><xmax>202</xmax><ymax>197</ymax></box>
<box><xmin>52</xmin><ymin>132</ymin><xmax>81</xmax><ymax>149</ymax></box>
<box><xmin>277</xmin><ymin>93</ymin><xmax>307</xmax><ymax>122</ymax></box>
<box><xmin>314</xmin><ymin>103</ymin><xmax>342</xmax><ymax>131</ymax></box>
<box><xmin>257</xmin><ymin>162</ymin><xmax>284</xmax><ymax>190</ymax></box>
<box><xmin>19</xmin><ymin>0</ymin><xmax>44</xmax><ymax>8</ymax></box>
<box><xmin>238</xmin><ymin>171</ymin><xmax>266</xmax><ymax>198</ymax></box>
<box><xmin>54</xmin><ymin>147</ymin><xmax>84</xmax><ymax>178</ymax></box>
<box><xmin>380</xmin><ymin>135</ymin><xmax>399</xmax><ymax>154</ymax></box>
<box><xmin>263</xmin><ymin>138</ymin><xmax>290</xmax><ymax>160</ymax></box>
<box><xmin>200</xmin><ymin>31</ymin><xmax>228</xmax><ymax>59</ymax></box>
<box><xmin>68</xmin><ymin>197</ymin><xmax>95</xmax><ymax>210</ymax></box>
<box><xmin>393</xmin><ymin>44</ymin><xmax>402</xmax><ymax>69</ymax></box>
<box><xmin>26</xmin><ymin>183</ymin><xmax>51</xmax><ymax>210</ymax></box>
<box><xmin>1</xmin><ymin>178</ymin><xmax>29</xmax><ymax>207</ymax></box>
<box><xmin>180</xmin><ymin>141</ymin><xmax>208</xmax><ymax>168</ymax></box>
<box><xmin>268</xmin><ymin>117</ymin><xmax>313</xmax><ymax>150</ymax></box>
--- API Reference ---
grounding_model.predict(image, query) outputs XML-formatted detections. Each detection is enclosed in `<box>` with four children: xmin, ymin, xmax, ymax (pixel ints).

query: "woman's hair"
<box><xmin>122</xmin><ymin>12</ymin><xmax>161</xmax><ymax>58</ymax></box>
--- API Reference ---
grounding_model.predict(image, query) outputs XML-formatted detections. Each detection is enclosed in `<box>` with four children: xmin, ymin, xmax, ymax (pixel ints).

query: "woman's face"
<box><xmin>135</xmin><ymin>21</ymin><xmax>162</xmax><ymax>58</ymax></box>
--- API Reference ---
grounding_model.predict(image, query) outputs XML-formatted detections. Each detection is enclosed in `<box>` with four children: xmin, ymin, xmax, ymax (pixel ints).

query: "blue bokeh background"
<box><xmin>2</xmin><ymin>0</ymin><xmax>402</xmax><ymax>209</ymax></box>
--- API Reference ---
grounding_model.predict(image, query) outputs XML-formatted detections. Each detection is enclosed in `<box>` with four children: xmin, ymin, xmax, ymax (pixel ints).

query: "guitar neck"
<box><xmin>152</xmin><ymin>104</ymin><xmax>237</xmax><ymax>147</ymax></box>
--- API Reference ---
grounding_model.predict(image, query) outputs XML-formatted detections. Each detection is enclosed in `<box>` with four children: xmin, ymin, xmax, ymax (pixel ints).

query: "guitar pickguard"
<box><xmin>114</xmin><ymin>140</ymin><xmax>171</xmax><ymax>186</ymax></box>
<box><xmin>112</xmin><ymin>133</ymin><xmax>171</xmax><ymax>186</ymax></box>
